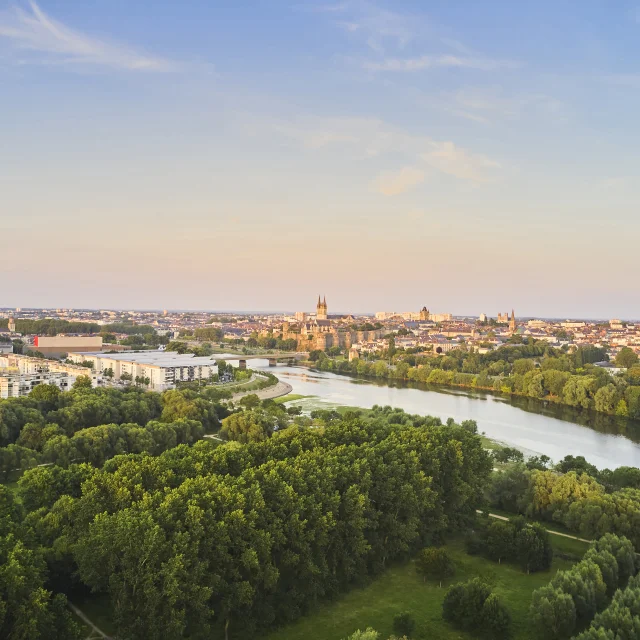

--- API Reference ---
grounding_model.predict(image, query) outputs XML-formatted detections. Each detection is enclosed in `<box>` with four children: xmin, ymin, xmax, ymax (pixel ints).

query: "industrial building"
<box><xmin>32</xmin><ymin>335</ymin><xmax>103</xmax><ymax>357</ymax></box>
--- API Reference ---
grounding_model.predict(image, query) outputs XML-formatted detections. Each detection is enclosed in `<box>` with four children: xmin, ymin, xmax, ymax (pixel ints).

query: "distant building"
<box><xmin>32</xmin><ymin>335</ymin><xmax>103</xmax><ymax>357</ymax></box>
<box><xmin>295</xmin><ymin>311</ymin><xmax>307</xmax><ymax>322</ymax></box>
<box><xmin>282</xmin><ymin>296</ymin><xmax>383</xmax><ymax>351</ymax></box>
<box><xmin>509</xmin><ymin>310</ymin><xmax>516</xmax><ymax>333</ymax></box>
<box><xmin>348</xmin><ymin>347</ymin><xmax>360</xmax><ymax>362</ymax></box>
<box><xmin>316</xmin><ymin>296</ymin><xmax>328</xmax><ymax>321</ymax></box>
<box><xmin>420</xmin><ymin>307</ymin><xmax>430</xmax><ymax>321</ymax></box>
<box><xmin>7</xmin><ymin>317</ymin><xmax>15</xmax><ymax>332</ymax></box>
<box><xmin>610</xmin><ymin>319</ymin><xmax>624</xmax><ymax>330</ymax></box>
<box><xmin>479</xmin><ymin>313</ymin><xmax>487</xmax><ymax>322</ymax></box>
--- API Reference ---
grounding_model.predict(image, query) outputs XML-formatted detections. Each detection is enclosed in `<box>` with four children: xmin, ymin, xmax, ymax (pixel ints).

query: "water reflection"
<box><xmin>244</xmin><ymin>361</ymin><xmax>640</xmax><ymax>470</ymax></box>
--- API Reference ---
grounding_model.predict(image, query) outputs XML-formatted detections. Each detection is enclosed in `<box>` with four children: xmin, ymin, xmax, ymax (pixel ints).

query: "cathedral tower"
<box><xmin>316</xmin><ymin>295</ymin><xmax>328</xmax><ymax>321</ymax></box>
<box><xmin>509</xmin><ymin>309</ymin><xmax>516</xmax><ymax>333</ymax></box>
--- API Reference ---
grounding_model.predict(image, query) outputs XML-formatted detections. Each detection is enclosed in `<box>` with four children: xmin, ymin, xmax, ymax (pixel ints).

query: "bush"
<box><xmin>482</xmin><ymin>593</ymin><xmax>511</xmax><ymax>639</ymax></box>
<box><xmin>443</xmin><ymin>578</ymin><xmax>492</xmax><ymax>631</ymax></box>
<box><xmin>392</xmin><ymin>612</ymin><xmax>415</xmax><ymax>638</ymax></box>
<box><xmin>415</xmin><ymin>547</ymin><xmax>455</xmax><ymax>586</ymax></box>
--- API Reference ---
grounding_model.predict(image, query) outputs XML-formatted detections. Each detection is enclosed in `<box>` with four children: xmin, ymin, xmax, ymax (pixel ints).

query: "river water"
<box><xmin>242</xmin><ymin>361</ymin><xmax>640</xmax><ymax>470</ymax></box>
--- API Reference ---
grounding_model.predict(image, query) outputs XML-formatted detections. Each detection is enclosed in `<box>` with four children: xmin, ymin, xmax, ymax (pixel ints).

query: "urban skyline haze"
<box><xmin>1</xmin><ymin>0</ymin><xmax>639</xmax><ymax>317</ymax></box>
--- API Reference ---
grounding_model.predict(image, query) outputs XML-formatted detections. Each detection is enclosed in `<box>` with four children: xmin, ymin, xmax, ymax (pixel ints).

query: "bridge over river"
<box><xmin>217</xmin><ymin>352</ymin><xmax>308</xmax><ymax>369</ymax></box>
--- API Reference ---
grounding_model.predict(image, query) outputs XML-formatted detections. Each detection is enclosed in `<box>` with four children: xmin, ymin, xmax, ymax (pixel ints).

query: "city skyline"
<box><xmin>2</xmin><ymin>1</ymin><xmax>640</xmax><ymax>316</ymax></box>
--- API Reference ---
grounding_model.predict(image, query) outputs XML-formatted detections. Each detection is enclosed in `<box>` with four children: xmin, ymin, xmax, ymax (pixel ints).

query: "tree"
<box><xmin>392</xmin><ymin>612</ymin><xmax>415</xmax><ymax>638</ymax></box>
<box><xmin>484</xmin><ymin>521</ymin><xmax>515</xmax><ymax>564</ymax></box>
<box><xmin>344</xmin><ymin>630</ymin><xmax>380</xmax><ymax>640</ymax></box>
<box><xmin>487</xmin><ymin>464</ymin><xmax>529</xmax><ymax>512</ymax></box>
<box><xmin>615</xmin><ymin>347</ymin><xmax>638</xmax><ymax>369</ymax></box>
<box><xmin>238</xmin><ymin>394</ymin><xmax>261</xmax><ymax>409</ymax></box>
<box><xmin>530</xmin><ymin>585</ymin><xmax>576</xmax><ymax>639</ymax></box>
<box><xmin>443</xmin><ymin>578</ymin><xmax>491</xmax><ymax>631</ymax></box>
<box><xmin>72</xmin><ymin>375</ymin><xmax>93</xmax><ymax>391</ymax></box>
<box><xmin>415</xmin><ymin>547</ymin><xmax>455</xmax><ymax>586</ymax></box>
<box><xmin>481</xmin><ymin>593</ymin><xmax>511</xmax><ymax>639</ymax></box>
<box><xmin>219</xmin><ymin>410</ymin><xmax>275</xmax><ymax>443</ymax></box>
<box><xmin>514</xmin><ymin>524</ymin><xmax>553</xmax><ymax>573</ymax></box>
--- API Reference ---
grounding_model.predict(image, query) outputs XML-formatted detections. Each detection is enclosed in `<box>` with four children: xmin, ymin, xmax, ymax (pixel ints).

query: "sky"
<box><xmin>1</xmin><ymin>0</ymin><xmax>639</xmax><ymax>318</ymax></box>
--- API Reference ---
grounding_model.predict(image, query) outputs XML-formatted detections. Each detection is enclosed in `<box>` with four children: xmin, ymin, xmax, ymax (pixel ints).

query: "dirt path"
<box><xmin>477</xmin><ymin>510</ymin><xmax>590</xmax><ymax>543</ymax></box>
<box><xmin>68</xmin><ymin>602</ymin><xmax>111</xmax><ymax>640</ymax></box>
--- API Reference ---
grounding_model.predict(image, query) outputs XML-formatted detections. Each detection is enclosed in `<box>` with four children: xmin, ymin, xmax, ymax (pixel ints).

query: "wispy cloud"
<box><xmin>312</xmin><ymin>0</ymin><xmax>416</xmax><ymax>52</ymax></box>
<box><xmin>364</xmin><ymin>54</ymin><xmax>518</xmax><ymax>73</ymax></box>
<box><xmin>423</xmin><ymin>142</ymin><xmax>500</xmax><ymax>184</ymax></box>
<box><xmin>0</xmin><ymin>0</ymin><xmax>176</xmax><ymax>71</ymax></box>
<box><xmin>269</xmin><ymin>114</ymin><xmax>501</xmax><ymax>186</ymax></box>
<box><xmin>375</xmin><ymin>166</ymin><xmax>424</xmax><ymax>195</ymax></box>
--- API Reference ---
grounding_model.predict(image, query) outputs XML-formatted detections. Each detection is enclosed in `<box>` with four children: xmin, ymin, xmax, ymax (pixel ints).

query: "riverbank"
<box><xmin>247</xmin><ymin>364</ymin><xmax>640</xmax><ymax>469</ymax></box>
<box><xmin>231</xmin><ymin>380</ymin><xmax>293</xmax><ymax>402</ymax></box>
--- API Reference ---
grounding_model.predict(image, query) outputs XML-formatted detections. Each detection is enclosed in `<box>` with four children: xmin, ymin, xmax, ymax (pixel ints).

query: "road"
<box><xmin>477</xmin><ymin>510</ymin><xmax>590</xmax><ymax>543</ymax></box>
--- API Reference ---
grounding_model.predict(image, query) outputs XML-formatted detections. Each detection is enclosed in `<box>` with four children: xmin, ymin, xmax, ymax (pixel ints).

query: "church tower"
<box><xmin>7</xmin><ymin>317</ymin><xmax>15</xmax><ymax>332</ymax></box>
<box><xmin>316</xmin><ymin>295</ymin><xmax>328</xmax><ymax>321</ymax></box>
<box><xmin>509</xmin><ymin>309</ymin><xmax>516</xmax><ymax>333</ymax></box>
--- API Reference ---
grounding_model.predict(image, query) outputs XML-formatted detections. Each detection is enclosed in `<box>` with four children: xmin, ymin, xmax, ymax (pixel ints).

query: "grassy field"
<box><xmin>273</xmin><ymin>394</ymin><xmax>313</xmax><ymax>404</ymax></box>
<box><xmin>261</xmin><ymin>537</ymin><xmax>585</xmax><ymax>640</ymax></box>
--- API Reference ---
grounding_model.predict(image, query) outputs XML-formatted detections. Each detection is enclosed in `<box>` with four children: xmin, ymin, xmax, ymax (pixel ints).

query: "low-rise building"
<box><xmin>0</xmin><ymin>354</ymin><xmax>96</xmax><ymax>398</ymax></box>
<box><xmin>68</xmin><ymin>351</ymin><xmax>221</xmax><ymax>391</ymax></box>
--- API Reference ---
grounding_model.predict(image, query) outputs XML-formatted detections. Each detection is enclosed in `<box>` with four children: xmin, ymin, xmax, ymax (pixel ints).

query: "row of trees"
<box><xmin>0</xmin><ymin>418</ymin><xmax>204</xmax><ymax>478</ymax></box>
<box><xmin>488</xmin><ymin>465</ymin><xmax>640</xmax><ymax>548</ymax></box>
<box><xmin>575</xmin><ymin>573</ymin><xmax>640</xmax><ymax>639</ymax></box>
<box><xmin>530</xmin><ymin>534</ymin><xmax>636</xmax><ymax>638</ymax></box>
<box><xmin>467</xmin><ymin>516</ymin><xmax>553</xmax><ymax>573</ymax></box>
<box><xmin>16</xmin><ymin>419</ymin><xmax>490</xmax><ymax>639</ymax></box>
<box><xmin>314</xmin><ymin>342</ymin><xmax>640</xmax><ymax>418</ymax></box>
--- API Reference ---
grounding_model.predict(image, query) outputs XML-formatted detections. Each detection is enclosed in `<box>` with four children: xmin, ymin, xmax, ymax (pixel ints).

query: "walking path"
<box><xmin>231</xmin><ymin>380</ymin><xmax>293</xmax><ymax>402</ymax></box>
<box><xmin>477</xmin><ymin>510</ymin><xmax>591</xmax><ymax>543</ymax></box>
<box><xmin>68</xmin><ymin>602</ymin><xmax>111</xmax><ymax>640</ymax></box>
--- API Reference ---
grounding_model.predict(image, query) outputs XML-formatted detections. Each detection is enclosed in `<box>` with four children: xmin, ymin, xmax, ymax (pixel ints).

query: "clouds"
<box><xmin>364</xmin><ymin>54</ymin><xmax>518</xmax><ymax>73</ymax></box>
<box><xmin>0</xmin><ymin>0</ymin><xmax>176</xmax><ymax>71</ymax></box>
<box><xmin>423</xmin><ymin>142</ymin><xmax>500</xmax><ymax>184</ymax></box>
<box><xmin>269</xmin><ymin>113</ymin><xmax>501</xmax><ymax>189</ymax></box>
<box><xmin>375</xmin><ymin>166</ymin><xmax>424</xmax><ymax>195</ymax></box>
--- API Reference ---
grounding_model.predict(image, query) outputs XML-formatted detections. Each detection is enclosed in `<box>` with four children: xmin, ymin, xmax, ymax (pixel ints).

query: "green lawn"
<box><xmin>273</xmin><ymin>394</ymin><xmax>313</xmax><ymax>404</ymax></box>
<box><xmin>261</xmin><ymin>538</ymin><xmax>580</xmax><ymax>640</ymax></box>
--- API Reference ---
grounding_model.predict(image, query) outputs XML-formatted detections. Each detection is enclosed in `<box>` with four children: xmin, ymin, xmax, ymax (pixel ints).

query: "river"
<box><xmin>241</xmin><ymin>360</ymin><xmax>640</xmax><ymax>470</ymax></box>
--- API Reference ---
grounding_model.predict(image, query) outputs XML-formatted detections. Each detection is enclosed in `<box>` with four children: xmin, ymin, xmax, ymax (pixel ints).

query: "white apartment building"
<box><xmin>68</xmin><ymin>351</ymin><xmax>222</xmax><ymax>391</ymax></box>
<box><xmin>0</xmin><ymin>354</ymin><xmax>96</xmax><ymax>399</ymax></box>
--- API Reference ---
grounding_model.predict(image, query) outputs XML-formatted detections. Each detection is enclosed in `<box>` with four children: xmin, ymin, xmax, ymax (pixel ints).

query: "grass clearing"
<box><xmin>261</xmin><ymin>538</ymin><xmax>577</xmax><ymax>640</ymax></box>
<box><xmin>273</xmin><ymin>394</ymin><xmax>313</xmax><ymax>404</ymax></box>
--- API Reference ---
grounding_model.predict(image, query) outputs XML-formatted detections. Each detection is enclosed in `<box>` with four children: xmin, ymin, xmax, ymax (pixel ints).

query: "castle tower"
<box><xmin>509</xmin><ymin>309</ymin><xmax>516</xmax><ymax>333</ymax></box>
<box><xmin>316</xmin><ymin>295</ymin><xmax>328</xmax><ymax>321</ymax></box>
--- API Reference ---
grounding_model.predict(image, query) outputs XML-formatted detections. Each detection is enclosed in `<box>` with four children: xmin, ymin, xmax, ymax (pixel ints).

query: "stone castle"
<box><xmin>281</xmin><ymin>296</ymin><xmax>384</xmax><ymax>351</ymax></box>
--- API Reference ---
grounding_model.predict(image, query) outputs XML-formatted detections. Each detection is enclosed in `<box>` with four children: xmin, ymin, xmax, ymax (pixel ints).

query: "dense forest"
<box><xmin>2</xmin><ymin>377</ymin><xmax>640</xmax><ymax>639</ymax></box>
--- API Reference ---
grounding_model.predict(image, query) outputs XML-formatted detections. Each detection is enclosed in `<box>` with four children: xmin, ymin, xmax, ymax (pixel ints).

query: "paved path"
<box><xmin>68</xmin><ymin>602</ymin><xmax>111</xmax><ymax>640</ymax></box>
<box><xmin>231</xmin><ymin>380</ymin><xmax>293</xmax><ymax>402</ymax></box>
<box><xmin>477</xmin><ymin>510</ymin><xmax>591</xmax><ymax>543</ymax></box>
